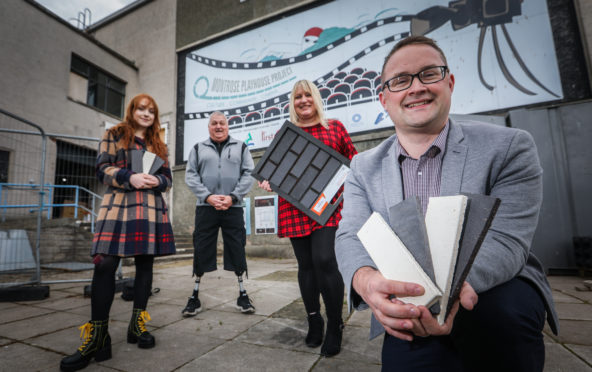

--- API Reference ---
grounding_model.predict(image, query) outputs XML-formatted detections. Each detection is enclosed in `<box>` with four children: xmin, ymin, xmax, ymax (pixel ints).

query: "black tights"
<box><xmin>91</xmin><ymin>255</ymin><xmax>154</xmax><ymax>320</ymax></box>
<box><xmin>290</xmin><ymin>227</ymin><xmax>344</xmax><ymax>322</ymax></box>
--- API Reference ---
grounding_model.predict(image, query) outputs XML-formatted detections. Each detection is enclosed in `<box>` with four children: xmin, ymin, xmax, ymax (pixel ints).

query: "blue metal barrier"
<box><xmin>0</xmin><ymin>183</ymin><xmax>102</xmax><ymax>233</ymax></box>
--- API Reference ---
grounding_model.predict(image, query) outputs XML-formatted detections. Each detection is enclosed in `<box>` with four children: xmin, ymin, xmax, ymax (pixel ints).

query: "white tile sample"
<box><xmin>425</xmin><ymin>195</ymin><xmax>468</xmax><ymax>324</ymax></box>
<box><xmin>357</xmin><ymin>212</ymin><xmax>442</xmax><ymax>308</ymax></box>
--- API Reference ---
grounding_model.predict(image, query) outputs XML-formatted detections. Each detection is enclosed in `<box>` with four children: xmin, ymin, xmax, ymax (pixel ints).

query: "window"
<box><xmin>0</xmin><ymin>150</ymin><xmax>8</xmax><ymax>183</ymax></box>
<box><xmin>69</xmin><ymin>54</ymin><xmax>126</xmax><ymax>118</ymax></box>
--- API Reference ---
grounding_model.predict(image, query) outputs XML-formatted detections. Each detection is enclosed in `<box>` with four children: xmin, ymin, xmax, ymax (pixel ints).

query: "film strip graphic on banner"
<box><xmin>184</xmin><ymin>15</ymin><xmax>412</xmax><ymax>131</ymax></box>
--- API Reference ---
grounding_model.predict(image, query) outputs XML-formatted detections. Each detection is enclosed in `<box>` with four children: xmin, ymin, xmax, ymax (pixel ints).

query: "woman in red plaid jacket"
<box><xmin>61</xmin><ymin>94</ymin><xmax>175</xmax><ymax>372</ymax></box>
<box><xmin>259</xmin><ymin>80</ymin><xmax>357</xmax><ymax>357</ymax></box>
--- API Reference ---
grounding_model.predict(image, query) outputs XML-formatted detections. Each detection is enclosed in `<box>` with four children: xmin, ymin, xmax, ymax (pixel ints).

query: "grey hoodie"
<box><xmin>185</xmin><ymin>136</ymin><xmax>254</xmax><ymax>206</ymax></box>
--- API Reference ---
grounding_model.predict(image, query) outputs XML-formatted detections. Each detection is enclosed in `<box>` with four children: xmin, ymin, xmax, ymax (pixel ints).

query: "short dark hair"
<box><xmin>380</xmin><ymin>36</ymin><xmax>448</xmax><ymax>84</ymax></box>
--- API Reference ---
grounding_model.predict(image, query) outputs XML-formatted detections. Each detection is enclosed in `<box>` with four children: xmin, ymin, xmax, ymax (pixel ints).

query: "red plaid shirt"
<box><xmin>278</xmin><ymin>119</ymin><xmax>357</xmax><ymax>238</ymax></box>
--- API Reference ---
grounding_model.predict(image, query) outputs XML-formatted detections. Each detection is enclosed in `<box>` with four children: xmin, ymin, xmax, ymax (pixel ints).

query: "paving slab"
<box><xmin>0</xmin><ymin>311</ymin><xmax>88</xmax><ymax>341</ymax></box>
<box><xmin>0</xmin><ymin>259</ymin><xmax>589</xmax><ymax>371</ymax></box>
<box><xmin>339</xmin><ymin>323</ymin><xmax>383</xmax><ymax>363</ymax></box>
<box><xmin>99</xmin><ymin>327</ymin><xmax>225</xmax><ymax>371</ymax></box>
<box><xmin>33</xmin><ymin>294</ymin><xmax>91</xmax><ymax>312</ymax></box>
<box><xmin>545</xmin><ymin>320</ymin><xmax>592</xmax><ymax>346</ymax></box>
<box><xmin>552</xmin><ymin>289</ymin><xmax>586</xmax><ymax>304</ymax></box>
<box><xmin>235</xmin><ymin>316</ymin><xmax>316</xmax><ymax>354</ymax></box>
<box><xmin>313</xmin><ymin>355</ymin><xmax>382</xmax><ymax>371</ymax></box>
<box><xmin>0</xmin><ymin>341</ymin><xmax>64</xmax><ymax>372</ymax></box>
<box><xmin>178</xmin><ymin>339</ymin><xmax>318</xmax><ymax>372</ymax></box>
<box><xmin>567</xmin><ymin>344</ymin><xmax>592</xmax><ymax>366</ymax></box>
<box><xmin>347</xmin><ymin>308</ymin><xmax>373</xmax><ymax>328</ymax></box>
<box><xmin>166</xmin><ymin>309</ymin><xmax>265</xmax><ymax>340</ymax></box>
<box><xmin>544</xmin><ymin>342</ymin><xmax>592</xmax><ymax>371</ymax></box>
<box><xmin>0</xmin><ymin>303</ymin><xmax>55</xmax><ymax>324</ymax></box>
<box><xmin>29</xmin><ymin>319</ymin><xmax>129</xmax><ymax>355</ymax></box>
<box><xmin>555</xmin><ymin>303</ymin><xmax>592</xmax><ymax>321</ymax></box>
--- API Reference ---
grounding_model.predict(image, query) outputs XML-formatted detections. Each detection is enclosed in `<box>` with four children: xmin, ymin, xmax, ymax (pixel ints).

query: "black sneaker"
<box><xmin>236</xmin><ymin>292</ymin><xmax>255</xmax><ymax>313</ymax></box>
<box><xmin>181</xmin><ymin>296</ymin><xmax>202</xmax><ymax>317</ymax></box>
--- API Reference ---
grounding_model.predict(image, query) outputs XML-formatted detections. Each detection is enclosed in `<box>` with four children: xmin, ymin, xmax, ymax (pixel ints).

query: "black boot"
<box><xmin>60</xmin><ymin>319</ymin><xmax>111</xmax><ymax>371</ymax></box>
<box><xmin>320</xmin><ymin>319</ymin><xmax>344</xmax><ymax>357</ymax></box>
<box><xmin>305</xmin><ymin>312</ymin><xmax>324</xmax><ymax>347</ymax></box>
<box><xmin>127</xmin><ymin>308</ymin><xmax>155</xmax><ymax>348</ymax></box>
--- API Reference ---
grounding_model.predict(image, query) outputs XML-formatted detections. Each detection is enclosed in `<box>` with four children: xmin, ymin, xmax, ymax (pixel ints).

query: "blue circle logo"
<box><xmin>193</xmin><ymin>76</ymin><xmax>209</xmax><ymax>98</ymax></box>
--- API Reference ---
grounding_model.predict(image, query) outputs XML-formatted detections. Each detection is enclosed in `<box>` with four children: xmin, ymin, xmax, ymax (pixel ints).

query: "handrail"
<box><xmin>0</xmin><ymin>183</ymin><xmax>103</xmax><ymax>232</ymax></box>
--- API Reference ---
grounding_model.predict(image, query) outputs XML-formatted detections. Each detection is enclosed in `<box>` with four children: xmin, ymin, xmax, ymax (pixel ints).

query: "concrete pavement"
<box><xmin>0</xmin><ymin>258</ymin><xmax>590</xmax><ymax>371</ymax></box>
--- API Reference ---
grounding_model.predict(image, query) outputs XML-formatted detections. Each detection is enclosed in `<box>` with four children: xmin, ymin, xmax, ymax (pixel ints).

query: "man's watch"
<box><xmin>230</xmin><ymin>194</ymin><xmax>238</xmax><ymax>203</ymax></box>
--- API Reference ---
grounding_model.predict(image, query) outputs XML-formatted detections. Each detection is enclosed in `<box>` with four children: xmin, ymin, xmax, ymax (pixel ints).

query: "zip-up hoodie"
<box><xmin>185</xmin><ymin>136</ymin><xmax>254</xmax><ymax>206</ymax></box>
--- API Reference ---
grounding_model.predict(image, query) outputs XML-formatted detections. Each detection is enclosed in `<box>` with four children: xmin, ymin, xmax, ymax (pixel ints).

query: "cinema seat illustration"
<box><xmin>350</xmin><ymin>67</ymin><xmax>365</xmax><ymax>76</ymax></box>
<box><xmin>229</xmin><ymin>115</ymin><xmax>243</xmax><ymax>126</ymax></box>
<box><xmin>354</xmin><ymin>78</ymin><xmax>372</xmax><ymax>90</ymax></box>
<box><xmin>326</xmin><ymin>79</ymin><xmax>340</xmax><ymax>89</ymax></box>
<box><xmin>264</xmin><ymin>107</ymin><xmax>281</xmax><ymax>119</ymax></box>
<box><xmin>362</xmin><ymin>70</ymin><xmax>378</xmax><ymax>80</ymax></box>
<box><xmin>351</xmin><ymin>87</ymin><xmax>373</xmax><ymax>102</ymax></box>
<box><xmin>374</xmin><ymin>76</ymin><xmax>382</xmax><ymax>89</ymax></box>
<box><xmin>246</xmin><ymin>112</ymin><xmax>261</xmax><ymax>124</ymax></box>
<box><xmin>327</xmin><ymin>92</ymin><xmax>348</xmax><ymax>108</ymax></box>
<box><xmin>344</xmin><ymin>74</ymin><xmax>358</xmax><ymax>84</ymax></box>
<box><xmin>283</xmin><ymin>103</ymin><xmax>290</xmax><ymax>116</ymax></box>
<box><xmin>334</xmin><ymin>83</ymin><xmax>351</xmax><ymax>95</ymax></box>
<box><xmin>319</xmin><ymin>87</ymin><xmax>331</xmax><ymax>100</ymax></box>
<box><xmin>334</xmin><ymin>71</ymin><xmax>347</xmax><ymax>80</ymax></box>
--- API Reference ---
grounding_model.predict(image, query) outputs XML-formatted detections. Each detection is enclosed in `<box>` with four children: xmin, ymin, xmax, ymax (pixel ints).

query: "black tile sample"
<box><xmin>252</xmin><ymin>120</ymin><xmax>351</xmax><ymax>225</ymax></box>
<box><xmin>445</xmin><ymin>193</ymin><xmax>500</xmax><ymax>319</ymax></box>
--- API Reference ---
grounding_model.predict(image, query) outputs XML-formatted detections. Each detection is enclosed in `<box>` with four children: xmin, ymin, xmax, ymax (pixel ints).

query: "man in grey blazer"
<box><xmin>335</xmin><ymin>36</ymin><xmax>558</xmax><ymax>371</ymax></box>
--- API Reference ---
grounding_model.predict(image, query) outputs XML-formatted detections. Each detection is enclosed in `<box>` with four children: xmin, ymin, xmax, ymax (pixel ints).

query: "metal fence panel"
<box><xmin>0</xmin><ymin>110</ymin><xmax>102</xmax><ymax>288</ymax></box>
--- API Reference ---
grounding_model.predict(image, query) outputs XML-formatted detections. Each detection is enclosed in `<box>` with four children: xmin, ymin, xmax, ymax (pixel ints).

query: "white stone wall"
<box><xmin>0</xmin><ymin>0</ymin><xmax>140</xmax><ymax>218</ymax></box>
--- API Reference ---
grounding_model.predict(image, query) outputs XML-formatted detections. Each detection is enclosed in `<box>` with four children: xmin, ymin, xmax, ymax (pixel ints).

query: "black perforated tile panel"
<box><xmin>252</xmin><ymin>120</ymin><xmax>351</xmax><ymax>225</ymax></box>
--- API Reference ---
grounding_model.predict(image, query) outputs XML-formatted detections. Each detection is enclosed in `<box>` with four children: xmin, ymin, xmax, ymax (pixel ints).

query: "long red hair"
<box><xmin>109</xmin><ymin>93</ymin><xmax>168</xmax><ymax>159</ymax></box>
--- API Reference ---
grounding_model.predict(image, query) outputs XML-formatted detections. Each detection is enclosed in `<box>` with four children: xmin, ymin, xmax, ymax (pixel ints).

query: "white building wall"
<box><xmin>0</xmin><ymin>0</ymin><xmax>140</xmax><ymax>217</ymax></box>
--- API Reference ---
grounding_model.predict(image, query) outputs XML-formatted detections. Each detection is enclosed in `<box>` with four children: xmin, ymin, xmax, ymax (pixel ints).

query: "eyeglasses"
<box><xmin>382</xmin><ymin>66</ymin><xmax>449</xmax><ymax>92</ymax></box>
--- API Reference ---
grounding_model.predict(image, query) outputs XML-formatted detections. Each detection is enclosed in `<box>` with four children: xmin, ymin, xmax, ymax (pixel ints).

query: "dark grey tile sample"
<box><xmin>269</xmin><ymin>129</ymin><xmax>297</xmax><ymax>163</ymax></box>
<box><xmin>130</xmin><ymin>149</ymin><xmax>144</xmax><ymax>173</ymax></box>
<box><xmin>311</xmin><ymin>151</ymin><xmax>329</xmax><ymax>169</ymax></box>
<box><xmin>388</xmin><ymin>197</ymin><xmax>435</xmax><ymax>283</ymax></box>
<box><xmin>445</xmin><ymin>193</ymin><xmax>501</xmax><ymax>318</ymax></box>
<box><xmin>259</xmin><ymin>161</ymin><xmax>276</xmax><ymax>180</ymax></box>
<box><xmin>291</xmin><ymin>167</ymin><xmax>319</xmax><ymax>200</ymax></box>
<box><xmin>291</xmin><ymin>143</ymin><xmax>318</xmax><ymax>178</ymax></box>
<box><xmin>252</xmin><ymin>120</ymin><xmax>351</xmax><ymax>225</ymax></box>
<box><xmin>270</xmin><ymin>151</ymin><xmax>297</xmax><ymax>186</ymax></box>
<box><xmin>388</xmin><ymin>197</ymin><xmax>440</xmax><ymax>314</ymax></box>
<box><xmin>312</xmin><ymin>158</ymin><xmax>340</xmax><ymax>191</ymax></box>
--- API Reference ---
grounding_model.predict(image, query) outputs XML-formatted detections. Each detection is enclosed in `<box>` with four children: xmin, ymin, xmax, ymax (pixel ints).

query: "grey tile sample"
<box><xmin>388</xmin><ymin>197</ymin><xmax>436</xmax><ymax>283</ymax></box>
<box><xmin>389</xmin><ymin>197</ymin><xmax>440</xmax><ymax>314</ymax></box>
<box><xmin>445</xmin><ymin>193</ymin><xmax>500</xmax><ymax>318</ymax></box>
<box><xmin>252</xmin><ymin>120</ymin><xmax>351</xmax><ymax>225</ymax></box>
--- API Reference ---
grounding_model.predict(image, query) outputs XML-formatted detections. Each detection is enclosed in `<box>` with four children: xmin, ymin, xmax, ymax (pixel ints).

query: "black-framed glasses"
<box><xmin>382</xmin><ymin>66</ymin><xmax>449</xmax><ymax>92</ymax></box>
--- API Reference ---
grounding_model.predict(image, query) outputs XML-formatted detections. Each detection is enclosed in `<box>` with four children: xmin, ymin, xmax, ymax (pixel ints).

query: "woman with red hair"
<box><xmin>61</xmin><ymin>94</ymin><xmax>175</xmax><ymax>372</ymax></box>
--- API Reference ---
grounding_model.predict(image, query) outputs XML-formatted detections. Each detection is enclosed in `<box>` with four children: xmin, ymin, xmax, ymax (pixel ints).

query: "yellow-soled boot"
<box><xmin>127</xmin><ymin>309</ymin><xmax>155</xmax><ymax>348</ymax></box>
<box><xmin>60</xmin><ymin>320</ymin><xmax>111</xmax><ymax>371</ymax></box>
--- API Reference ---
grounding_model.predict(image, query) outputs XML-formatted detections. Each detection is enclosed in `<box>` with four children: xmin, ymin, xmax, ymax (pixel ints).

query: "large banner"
<box><xmin>178</xmin><ymin>0</ymin><xmax>562</xmax><ymax>160</ymax></box>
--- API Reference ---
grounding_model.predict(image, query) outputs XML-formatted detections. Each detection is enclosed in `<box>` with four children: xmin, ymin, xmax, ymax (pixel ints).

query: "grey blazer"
<box><xmin>335</xmin><ymin>119</ymin><xmax>559</xmax><ymax>339</ymax></box>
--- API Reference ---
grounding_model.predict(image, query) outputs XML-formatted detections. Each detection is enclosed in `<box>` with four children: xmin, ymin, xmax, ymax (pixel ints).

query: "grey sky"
<box><xmin>35</xmin><ymin>0</ymin><xmax>136</xmax><ymax>27</ymax></box>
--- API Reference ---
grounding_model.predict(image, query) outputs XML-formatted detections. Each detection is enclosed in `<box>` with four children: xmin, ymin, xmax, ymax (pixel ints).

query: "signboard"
<box><xmin>178</xmin><ymin>0</ymin><xmax>562</xmax><ymax>161</ymax></box>
<box><xmin>254</xmin><ymin>195</ymin><xmax>278</xmax><ymax>234</ymax></box>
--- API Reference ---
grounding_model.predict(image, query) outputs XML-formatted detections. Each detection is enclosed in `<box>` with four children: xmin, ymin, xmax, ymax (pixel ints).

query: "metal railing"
<box><xmin>0</xmin><ymin>183</ymin><xmax>102</xmax><ymax>232</ymax></box>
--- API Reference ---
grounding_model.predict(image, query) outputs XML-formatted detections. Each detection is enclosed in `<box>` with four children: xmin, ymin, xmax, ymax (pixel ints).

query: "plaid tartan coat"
<box><xmin>91</xmin><ymin>130</ymin><xmax>176</xmax><ymax>257</ymax></box>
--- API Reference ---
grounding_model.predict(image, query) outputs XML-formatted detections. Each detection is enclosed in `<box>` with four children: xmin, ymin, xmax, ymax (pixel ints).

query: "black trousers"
<box><xmin>381</xmin><ymin>277</ymin><xmax>546</xmax><ymax>372</ymax></box>
<box><xmin>290</xmin><ymin>227</ymin><xmax>344</xmax><ymax>322</ymax></box>
<box><xmin>91</xmin><ymin>255</ymin><xmax>153</xmax><ymax>320</ymax></box>
<box><xmin>193</xmin><ymin>206</ymin><xmax>247</xmax><ymax>276</ymax></box>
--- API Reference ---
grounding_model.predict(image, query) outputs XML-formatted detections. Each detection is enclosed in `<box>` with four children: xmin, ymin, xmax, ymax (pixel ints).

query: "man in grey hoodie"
<box><xmin>182</xmin><ymin>111</ymin><xmax>255</xmax><ymax>316</ymax></box>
